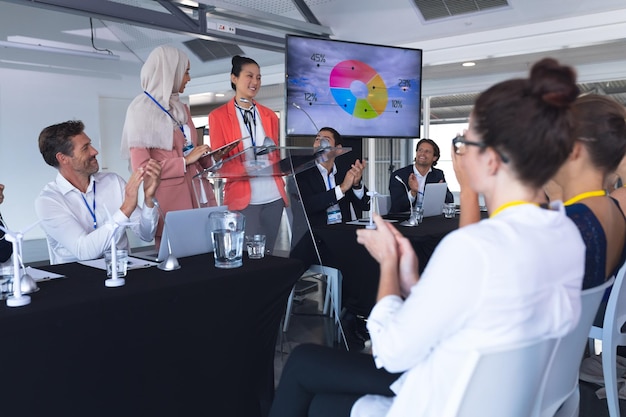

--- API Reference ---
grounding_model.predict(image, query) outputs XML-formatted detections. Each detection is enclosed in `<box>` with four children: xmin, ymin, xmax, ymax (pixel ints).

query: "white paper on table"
<box><xmin>78</xmin><ymin>256</ymin><xmax>158</xmax><ymax>271</ymax></box>
<box><xmin>25</xmin><ymin>266</ymin><xmax>66</xmax><ymax>282</ymax></box>
<box><xmin>346</xmin><ymin>218</ymin><xmax>398</xmax><ymax>225</ymax></box>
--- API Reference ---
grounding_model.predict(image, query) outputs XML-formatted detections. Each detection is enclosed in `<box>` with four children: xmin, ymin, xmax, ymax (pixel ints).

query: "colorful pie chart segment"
<box><xmin>329</xmin><ymin>60</ymin><xmax>388</xmax><ymax>119</ymax></box>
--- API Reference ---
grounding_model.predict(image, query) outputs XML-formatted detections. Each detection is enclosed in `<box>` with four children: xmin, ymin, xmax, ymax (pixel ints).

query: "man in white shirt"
<box><xmin>35</xmin><ymin>120</ymin><xmax>161</xmax><ymax>264</ymax></box>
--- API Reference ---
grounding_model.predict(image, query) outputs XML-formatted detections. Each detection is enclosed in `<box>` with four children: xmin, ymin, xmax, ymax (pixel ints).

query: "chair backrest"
<box><xmin>601</xmin><ymin>263</ymin><xmax>626</xmax><ymax>345</ymax></box>
<box><xmin>540</xmin><ymin>277</ymin><xmax>615</xmax><ymax>417</ymax></box>
<box><xmin>452</xmin><ymin>338</ymin><xmax>558</xmax><ymax>417</ymax></box>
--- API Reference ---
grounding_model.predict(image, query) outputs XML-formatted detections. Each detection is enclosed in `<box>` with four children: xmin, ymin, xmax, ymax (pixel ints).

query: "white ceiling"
<box><xmin>2</xmin><ymin>0</ymin><xmax>626</xmax><ymax>120</ymax></box>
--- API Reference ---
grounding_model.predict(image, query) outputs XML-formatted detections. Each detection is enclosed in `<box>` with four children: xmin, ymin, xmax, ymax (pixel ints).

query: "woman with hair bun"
<box><xmin>548</xmin><ymin>94</ymin><xmax>626</xmax><ymax>289</ymax></box>
<box><xmin>208</xmin><ymin>55</ymin><xmax>287</xmax><ymax>254</ymax></box>
<box><xmin>268</xmin><ymin>58</ymin><xmax>586</xmax><ymax>417</ymax></box>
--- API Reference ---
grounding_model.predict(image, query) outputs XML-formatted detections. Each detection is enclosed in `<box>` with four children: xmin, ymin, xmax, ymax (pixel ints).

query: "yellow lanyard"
<box><xmin>490</xmin><ymin>200</ymin><xmax>537</xmax><ymax>218</ymax></box>
<box><xmin>563</xmin><ymin>190</ymin><xmax>607</xmax><ymax>206</ymax></box>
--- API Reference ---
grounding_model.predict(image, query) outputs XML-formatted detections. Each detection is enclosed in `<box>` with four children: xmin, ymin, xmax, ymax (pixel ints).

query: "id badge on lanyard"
<box><xmin>327</xmin><ymin>207</ymin><xmax>342</xmax><ymax>224</ymax></box>
<box><xmin>182</xmin><ymin>125</ymin><xmax>193</xmax><ymax>156</ymax></box>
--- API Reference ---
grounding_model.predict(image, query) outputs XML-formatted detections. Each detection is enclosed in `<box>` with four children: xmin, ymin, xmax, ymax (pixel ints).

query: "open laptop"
<box><xmin>134</xmin><ymin>205</ymin><xmax>227</xmax><ymax>262</ymax></box>
<box><xmin>421</xmin><ymin>183</ymin><xmax>449</xmax><ymax>217</ymax></box>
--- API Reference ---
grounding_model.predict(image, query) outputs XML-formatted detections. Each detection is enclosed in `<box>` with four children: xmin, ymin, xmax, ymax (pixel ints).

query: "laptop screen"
<box><xmin>157</xmin><ymin>205</ymin><xmax>228</xmax><ymax>261</ymax></box>
<box><xmin>421</xmin><ymin>183</ymin><xmax>448</xmax><ymax>217</ymax></box>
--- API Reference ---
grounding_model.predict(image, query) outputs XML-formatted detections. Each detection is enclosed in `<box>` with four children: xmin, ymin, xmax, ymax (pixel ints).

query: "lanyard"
<box><xmin>236</xmin><ymin>104</ymin><xmax>257</xmax><ymax>147</ymax></box>
<box><xmin>490</xmin><ymin>200</ymin><xmax>537</xmax><ymax>218</ymax></box>
<box><xmin>327</xmin><ymin>174</ymin><xmax>333</xmax><ymax>190</ymax></box>
<box><xmin>81</xmin><ymin>181</ymin><xmax>97</xmax><ymax>229</ymax></box>
<box><xmin>563</xmin><ymin>190</ymin><xmax>607</xmax><ymax>206</ymax></box>
<box><xmin>144</xmin><ymin>91</ymin><xmax>186</xmax><ymax>138</ymax></box>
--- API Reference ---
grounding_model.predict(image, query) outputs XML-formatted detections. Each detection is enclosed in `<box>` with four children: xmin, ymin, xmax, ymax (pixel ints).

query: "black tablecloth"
<box><xmin>312</xmin><ymin>214</ymin><xmax>462</xmax><ymax>316</ymax></box>
<box><xmin>0</xmin><ymin>254</ymin><xmax>304</xmax><ymax>417</ymax></box>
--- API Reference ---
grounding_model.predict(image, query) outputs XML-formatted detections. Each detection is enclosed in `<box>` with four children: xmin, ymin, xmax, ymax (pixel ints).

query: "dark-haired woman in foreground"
<box><xmin>208</xmin><ymin>55</ymin><xmax>287</xmax><ymax>254</ymax></box>
<box><xmin>268</xmin><ymin>58</ymin><xmax>586</xmax><ymax>417</ymax></box>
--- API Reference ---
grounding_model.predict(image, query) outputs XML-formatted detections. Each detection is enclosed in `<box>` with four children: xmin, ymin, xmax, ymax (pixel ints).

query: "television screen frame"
<box><xmin>285</xmin><ymin>35</ymin><xmax>423</xmax><ymax>138</ymax></box>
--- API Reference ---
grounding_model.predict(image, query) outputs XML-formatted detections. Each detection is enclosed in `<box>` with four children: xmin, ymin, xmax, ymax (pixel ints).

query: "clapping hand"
<box><xmin>357</xmin><ymin>214</ymin><xmax>419</xmax><ymax>298</ymax></box>
<box><xmin>142</xmin><ymin>159</ymin><xmax>162</xmax><ymax>207</ymax></box>
<box><xmin>408</xmin><ymin>173</ymin><xmax>419</xmax><ymax>196</ymax></box>
<box><xmin>350</xmin><ymin>159</ymin><xmax>366</xmax><ymax>187</ymax></box>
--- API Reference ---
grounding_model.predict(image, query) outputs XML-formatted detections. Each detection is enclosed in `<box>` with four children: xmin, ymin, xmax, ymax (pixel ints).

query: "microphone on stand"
<box><xmin>154</xmin><ymin>199</ymin><xmax>180</xmax><ymax>271</ymax></box>
<box><xmin>395</xmin><ymin>176</ymin><xmax>417</xmax><ymax>226</ymax></box>
<box><xmin>395</xmin><ymin>175</ymin><xmax>410</xmax><ymax>195</ymax></box>
<box><xmin>255</xmin><ymin>136</ymin><xmax>276</xmax><ymax>156</ymax></box>
<box><xmin>314</xmin><ymin>137</ymin><xmax>332</xmax><ymax>154</ymax></box>
<box><xmin>292</xmin><ymin>102</ymin><xmax>319</xmax><ymax>133</ymax></box>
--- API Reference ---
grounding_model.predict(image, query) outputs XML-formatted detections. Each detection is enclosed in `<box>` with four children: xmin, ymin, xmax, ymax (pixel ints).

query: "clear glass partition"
<box><xmin>193</xmin><ymin>143</ymin><xmax>352</xmax><ymax>264</ymax></box>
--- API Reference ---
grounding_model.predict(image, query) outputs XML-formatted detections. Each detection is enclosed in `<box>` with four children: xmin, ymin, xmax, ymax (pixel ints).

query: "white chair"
<box><xmin>588</xmin><ymin>263</ymin><xmax>626</xmax><ymax>417</ymax></box>
<box><xmin>539</xmin><ymin>277</ymin><xmax>615</xmax><ymax>417</ymax></box>
<box><xmin>282</xmin><ymin>264</ymin><xmax>342</xmax><ymax>337</ymax></box>
<box><xmin>449</xmin><ymin>338</ymin><xmax>558</xmax><ymax>417</ymax></box>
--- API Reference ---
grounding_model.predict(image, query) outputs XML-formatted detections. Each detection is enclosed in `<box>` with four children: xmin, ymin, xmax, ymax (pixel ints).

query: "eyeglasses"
<box><xmin>452</xmin><ymin>135</ymin><xmax>486</xmax><ymax>155</ymax></box>
<box><xmin>452</xmin><ymin>135</ymin><xmax>509</xmax><ymax>163</ymax></box>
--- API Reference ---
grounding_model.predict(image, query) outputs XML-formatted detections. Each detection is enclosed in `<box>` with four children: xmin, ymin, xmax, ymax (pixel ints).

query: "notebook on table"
<box><xmin>421</xmin><ymin>183</ymin><xmax>448</xmax><ymax>217</ymax></box>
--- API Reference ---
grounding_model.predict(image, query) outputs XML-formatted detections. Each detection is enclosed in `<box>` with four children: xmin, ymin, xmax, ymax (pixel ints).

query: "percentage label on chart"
<box><xmin>398</xmin><ymin>79</ymin><xmax>411</xmax><ymax>91</ymax></box>
<box><xmin>392</xmin><ymin>100</ymin><xmax>403</xmax><ymax>108</ymax></box>
<box><xmin>311</xmin><ymin>53</ymin><xmax>326</xmax><ymax>63</ymax></box>
<box><xmin>304</xmin><ymin>92</ymin><xmax>318</xmax><ymax>102</ymax></box>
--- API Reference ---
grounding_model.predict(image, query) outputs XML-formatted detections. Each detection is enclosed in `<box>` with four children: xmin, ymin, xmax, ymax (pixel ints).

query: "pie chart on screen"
<box><xmin>329</xmin><ymin>60</ymin><xmax>388</xmax><ymax>119</ymax></box>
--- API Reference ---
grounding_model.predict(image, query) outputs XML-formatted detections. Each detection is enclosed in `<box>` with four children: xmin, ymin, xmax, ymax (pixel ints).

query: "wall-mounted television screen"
<box><xmin>285</xmin><ymin>35</ymin><xmax>423</xmax><ymax>138</ymax></box>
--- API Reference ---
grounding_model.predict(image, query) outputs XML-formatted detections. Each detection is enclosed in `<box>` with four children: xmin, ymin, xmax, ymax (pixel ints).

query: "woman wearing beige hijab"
<box><xmin>122</xmin><ymin>45</ymin><xmax>218</xmax><ymax>246</ymax></box>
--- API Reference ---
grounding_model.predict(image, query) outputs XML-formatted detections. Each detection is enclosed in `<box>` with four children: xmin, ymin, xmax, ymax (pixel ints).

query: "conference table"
<box><xmin>0</xmin><ymin>254</ymin><xmax>305</xmax><ymax>417</ymax></box>
<box><xmin>312</xmin><ymin>213</ymin><xmax>473</xmax><ymax>316</ymax></box>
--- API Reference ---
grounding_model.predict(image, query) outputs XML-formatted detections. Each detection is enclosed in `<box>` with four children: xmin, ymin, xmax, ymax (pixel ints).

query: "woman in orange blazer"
<box><xmin>121</xmin><ymin>45</ymin><xmax>219</xmax><ymax>248</ymax></box>
<box><xmin>209</xmin><ymin>55</ymin><xmax>288</xmax><ymax>254</ymax></box>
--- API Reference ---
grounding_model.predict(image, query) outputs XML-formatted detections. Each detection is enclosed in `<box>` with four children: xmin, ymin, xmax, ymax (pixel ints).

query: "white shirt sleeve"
<box><xmin>334</xmin><ymin>185</ymin><xmax>344</xmax><ymax>201</ymax></box>
<box><xmin>353</xmin><ymin>185</ymin><xmax>365</xmax><ymax>200</ymax></box>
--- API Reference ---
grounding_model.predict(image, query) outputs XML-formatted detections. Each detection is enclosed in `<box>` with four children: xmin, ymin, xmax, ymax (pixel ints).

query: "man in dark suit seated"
<box><xmin>388</xmin><ymin>138</ymin><xmax>454</xmax><ymax>213</ymax></box>
<box><xmin>295</xmin><ymin>127</ymin><xmax>370</xmax><ymax>228</ymax></box>
<box><xmin>289</xmin><ymin>127</ymin><xmax>371</xmax><ymax>350</ymax></box>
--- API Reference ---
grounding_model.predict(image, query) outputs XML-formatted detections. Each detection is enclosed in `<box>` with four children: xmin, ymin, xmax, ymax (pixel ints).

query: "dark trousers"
<box><xmin>241</xmin><ymin>199</ymin><xmax>284</xmax><ymax>255</ymax></box>
<box><xmin>268</xmin><ymin>344</ymin><xmax>400</xmax><ymax>417</ymax></box>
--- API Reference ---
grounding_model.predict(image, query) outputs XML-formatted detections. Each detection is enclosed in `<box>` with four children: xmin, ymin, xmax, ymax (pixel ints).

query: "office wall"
<box><xmin>0</xmin><ymin>65</ymin><xmax>140</xmax><ymax>240</ymax></box>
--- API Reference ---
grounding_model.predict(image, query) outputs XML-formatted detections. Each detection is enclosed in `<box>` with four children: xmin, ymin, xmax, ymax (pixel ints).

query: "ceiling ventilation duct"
<box><xmin>413</xmin><ymin>0</ymin><xmax>509</xmax><ymax>21</ymax></box>
<box><xmin>184</xmin><ymin>38</ymin><xmax>244</xmax><ymax>62</ymax></box>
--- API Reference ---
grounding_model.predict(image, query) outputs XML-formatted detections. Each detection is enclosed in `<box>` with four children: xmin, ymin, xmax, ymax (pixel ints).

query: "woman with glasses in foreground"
<box><xmin>268</xmin><ymin>58</ymin><xmax>586</xmax><ymax>417</ymax></box>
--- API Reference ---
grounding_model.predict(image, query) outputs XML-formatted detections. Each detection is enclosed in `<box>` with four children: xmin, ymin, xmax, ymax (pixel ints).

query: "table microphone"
<box><xmin>292</xmin><ymin>102</ymin><xmax>319</xmax><ymax>132</ymax></box>
<box><xmin>154</xmin><ymin>199</ymin><xmax>180</xmax><ymax>271</ymax></box>
<box><xmin>395</xmin><ymin>176</ymin><xmax>417</xmax><ymax>226</ymax></box>
<box><xmin>395</xmin><ymin>175</ymin><xmax>409</xmax><ymax>193</ymax></box>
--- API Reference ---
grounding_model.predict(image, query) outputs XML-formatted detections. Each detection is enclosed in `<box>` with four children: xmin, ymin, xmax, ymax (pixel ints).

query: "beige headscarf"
<box><xmin>121</xmin><ymin>45</ymin><xmax>189</xmax><ymax>158</ymax></box>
